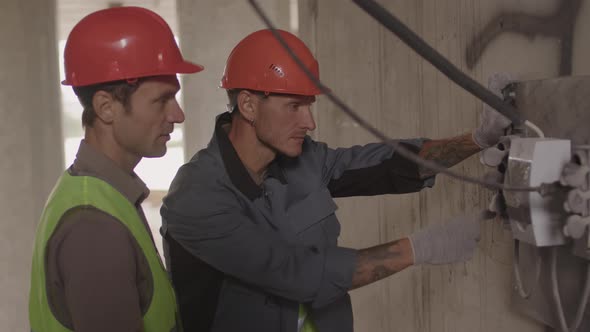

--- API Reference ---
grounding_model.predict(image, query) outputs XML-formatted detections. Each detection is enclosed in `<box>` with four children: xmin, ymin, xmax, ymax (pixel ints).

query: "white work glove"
<box><xmin>472</xmin><ymin>73</ymin><xmax>513</xmax><ymax>148</ymax></box>
<box><xmin>409</xmin><ymin>210</ymin><xmax>494</xmax><ymax>265</ymax></box>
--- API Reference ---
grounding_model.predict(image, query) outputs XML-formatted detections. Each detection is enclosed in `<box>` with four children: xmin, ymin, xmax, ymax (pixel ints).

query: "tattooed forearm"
<box><xmin>417</xmin><ymin>132</ymin><xmax>481</xmax><ymax>178</ymax></box>
<box><xmin>351</xmin><ymin>238</ymin><xmax>413</xmax><ymax>290</ymax></box>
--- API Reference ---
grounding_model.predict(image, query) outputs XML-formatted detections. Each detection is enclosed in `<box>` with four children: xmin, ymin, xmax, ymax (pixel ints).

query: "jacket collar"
<box><xmin>214</xmin><ymin>112</ymin><xmax>287</xmax><ymax>200</ymax></box>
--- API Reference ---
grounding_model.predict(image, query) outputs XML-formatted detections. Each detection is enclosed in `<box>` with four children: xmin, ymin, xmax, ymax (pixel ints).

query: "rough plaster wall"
<box><xmin>177</xmin><ymin>0</ymin><xmax>291</xmax><ymax>157</ymax></box>
<box><xmin>572</xmin><ymin>6</ymin><xmax>590</xmax><ymax>75</ymax></box>
<box><xmin>0</xmin><ymin>0</ymin><xmax>62</xmax><ymax>330</ymax></box>
<box><xmin>299</xmin><ymin>0</ymin><xmax>589</xmax><ymax>331</ymax></box>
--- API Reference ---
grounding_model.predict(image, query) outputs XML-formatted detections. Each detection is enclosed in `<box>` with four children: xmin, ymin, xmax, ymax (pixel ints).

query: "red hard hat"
<box><xmin>220</xmin><ymin>29</ymin><xmax>322</xmax><ymax>96</ymax></box>
<box><xmin>62</xmin><ymin>6</ymin><xmax>203</xmax><ymax>87</ymax></box>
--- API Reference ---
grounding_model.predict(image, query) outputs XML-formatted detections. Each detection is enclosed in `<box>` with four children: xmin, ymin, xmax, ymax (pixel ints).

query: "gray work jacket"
<box><xmin>161</xmin><ymin>112</ymin><xmax>434</xmax><ymax>332</ymax></box>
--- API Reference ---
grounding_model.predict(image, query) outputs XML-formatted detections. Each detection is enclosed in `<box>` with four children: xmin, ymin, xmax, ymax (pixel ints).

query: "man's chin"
<box><xmin>280</xmin><ymin>147</ymin><xmax>303</xmax><ymax>158</ymax></box>
<box><xmin>143</xmin><ymin>147</ymin><xmax>167</xmax><ymax>158</ymax></box>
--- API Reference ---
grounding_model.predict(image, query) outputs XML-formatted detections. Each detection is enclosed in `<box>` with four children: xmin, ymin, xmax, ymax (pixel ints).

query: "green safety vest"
<box><xmin>299</xmin><ymin>304</ymin><xmax>318</xmax><ymax>332</ymax></box>
<box><xmin>29</xmin><ymin>172</ymin><xmax>179</xmax><ymax>332</ymax></box>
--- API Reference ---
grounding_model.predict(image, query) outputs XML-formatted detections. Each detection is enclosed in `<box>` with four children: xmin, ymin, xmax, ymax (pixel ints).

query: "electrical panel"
<box><xmin>481</xmin><ymin>76</ymin><xmax>590</xmax><ymax>331</ymax></box>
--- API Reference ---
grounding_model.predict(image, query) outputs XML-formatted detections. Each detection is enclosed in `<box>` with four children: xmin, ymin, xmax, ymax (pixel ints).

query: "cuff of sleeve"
<box><xmin>390</xmin><ymin>140</ymin><xmax>436</xmax><ymax>190</ymax></box>
<box><xmin>412</xmin><ymin>139</ymin><xmax>436</xmax><ymax>188</ymax></box>
<box><xmin>407</xmin><ymin>234</ymin><xmax>422</xmax><ymax>265</ymax></box>
<box><xmin>311</xmin><ymin>246</ymin><xmax>357</xmax><ymax>309</ymax></box>
<box><xmin>409</xmin><ymin>139</ymin><xmax>437</xmax><ymax>188</ymax></box>
<box><xmin>422</xmin><ymin>175</ymin><xmax>436</xmax><ymax>188</ymax></box>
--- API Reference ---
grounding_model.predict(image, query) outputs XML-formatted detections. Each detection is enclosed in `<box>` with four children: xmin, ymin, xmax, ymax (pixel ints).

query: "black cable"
<box><xmin>246</xmin><ymin>0</ymin><xmax>540</xmax><ymax>193</ymax></box>
<box><xmin>351</xmin><ymin>0</ymin><xmax>523</xmax><ymax>125</ymax></box>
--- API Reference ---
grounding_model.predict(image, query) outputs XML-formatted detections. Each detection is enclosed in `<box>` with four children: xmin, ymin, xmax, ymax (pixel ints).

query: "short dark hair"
<box><xmin>226</xmin><ymin>89</ymin><xmax>269</xmax><ymax>115</ymax></box>
<box><xmin>226</xmin><ymin>89</ymin><xmax>240</xmax><ymax>111</ymax></box>
<box><xmin>73</xmin><ymin>80</ymin><xmax>142</xmax><ymax>128</ymax></box>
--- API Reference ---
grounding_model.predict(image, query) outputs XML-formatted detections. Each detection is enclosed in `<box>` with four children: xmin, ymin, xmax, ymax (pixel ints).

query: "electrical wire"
<box><xmin>512</xmin><ymin>239</ymin><xmax>541</xmax><ymax>299</ymax></box>
<box><xmin>524</xmin><ymin>120</ymin><xmax>545</xmax><ymax>138</ymax></box>
<box><xmin>246</xmin><ymin>0</ymin><xmax>541</xmax><ymax>193</ymax></box>
<box><xmin>550</xmin><ymin>247</ymin><xmax>590</xmax><ymax>332</ymax></box>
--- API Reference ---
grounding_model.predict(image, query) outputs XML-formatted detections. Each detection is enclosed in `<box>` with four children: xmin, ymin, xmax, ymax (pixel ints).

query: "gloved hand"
<box><xmin>472</xmin><ymin>73</ymin><xmax>513</xmax><ymax>148</ymax></box>
<box><xmin>409</xmin><ymin>210</ymin><xmax>494</xmax><ymax>265</ymax></box>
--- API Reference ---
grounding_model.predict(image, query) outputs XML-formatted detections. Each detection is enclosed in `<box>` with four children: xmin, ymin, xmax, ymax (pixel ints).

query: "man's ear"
<box><xmin>236</xmin><ymin>90</ymin><xmax>257</xmax><ymax>123</ymax></box>
<box><xmin>92</xmin><ymin>90</ymin><xmax>116</xmax><ymax>124</ymax></box>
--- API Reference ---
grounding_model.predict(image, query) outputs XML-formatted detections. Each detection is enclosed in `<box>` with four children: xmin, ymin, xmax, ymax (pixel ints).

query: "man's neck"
<box><xmin>226</xmin><ymin>121</ymin><xmax>275</xmax><ymax>185</ymax></box>
<box><xmin>84</xmin><ymin>129</ymin><xmax>140</xmax><ymax>174</ymax></box>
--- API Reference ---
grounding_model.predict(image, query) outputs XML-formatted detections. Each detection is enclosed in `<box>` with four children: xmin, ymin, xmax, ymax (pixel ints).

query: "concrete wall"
<box><xmin>298</xmin><ymin>0</ymin><xmax>589</xmax><ymax>331</ymax></box>
<box><xmin>0</xmin><ymin>0</ymin><xmax>62</xmax><ymax>330</ymax></box>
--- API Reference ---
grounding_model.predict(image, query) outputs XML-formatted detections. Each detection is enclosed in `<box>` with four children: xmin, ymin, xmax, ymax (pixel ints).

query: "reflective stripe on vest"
<box><xmin>29</xmin><ymin>172</ymin><xmax>179</xmax><ymax>332</ymax></box>
<box><xmin>298</xmin><ymin>304</ymin><xmax>318</xmax><ymax>332</ymax></box>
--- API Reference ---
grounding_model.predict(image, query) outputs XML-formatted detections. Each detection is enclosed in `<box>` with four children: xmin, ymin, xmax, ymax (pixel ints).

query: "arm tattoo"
<box><xmin>417</xmin><ymin>133</ymin><xmax>481</xmax><ymax>179</ymax></box>
<box><xmin>351</xmin><ymin>238</ymin><xmax>413</xmax><ymax>289</ymax></box>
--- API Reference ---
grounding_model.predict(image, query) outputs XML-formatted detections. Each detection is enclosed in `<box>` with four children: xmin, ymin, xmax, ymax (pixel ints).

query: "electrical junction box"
<box><xmin>504</xmin><ymin>76</ymin><xmax>590</xmax><ymax>330</ymax></box>
<box><xmin>504</xmin><ymin>138</ymin><xmax>571</xmax><ymax>246</ymax></box>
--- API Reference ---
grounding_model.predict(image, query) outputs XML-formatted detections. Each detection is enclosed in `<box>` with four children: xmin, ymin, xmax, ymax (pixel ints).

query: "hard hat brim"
<box><xmin>61</xmin><ymin>60</ymin><xmax>204</xmax><ymax>86</ymax></box>
<box><xmin>174</xmin><ymin>60</ymin><xmax>205</xmax><ymax>74</ymax></box>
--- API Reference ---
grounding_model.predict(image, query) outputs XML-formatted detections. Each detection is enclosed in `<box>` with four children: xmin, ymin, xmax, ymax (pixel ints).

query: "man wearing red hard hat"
<box><xmin>162</xmin><ymin>29</ymin><xmax>508</xmax><ymax>331</ymax></box>
<box><xmin>29</xmin><ymin>7</ymin><xmax>203</xmax><ymax>332</ymax></box>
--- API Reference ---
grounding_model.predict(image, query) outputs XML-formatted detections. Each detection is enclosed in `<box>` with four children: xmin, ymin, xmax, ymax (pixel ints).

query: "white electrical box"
<box><xmin>504</xmin><ymin>138</ymin><xmax>571</xmax><ymax>246</ymax></box>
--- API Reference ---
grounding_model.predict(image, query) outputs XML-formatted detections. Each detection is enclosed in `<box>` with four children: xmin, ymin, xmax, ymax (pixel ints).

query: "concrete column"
<box><xmin>177</xmin><ymin>0</ymin><xmax>291</xmax><ymax>158</ymax></box>
<box><xmin>0</xmin><ymin>0</ymin><xmax>63</xmax><ymax>330</ymax></box>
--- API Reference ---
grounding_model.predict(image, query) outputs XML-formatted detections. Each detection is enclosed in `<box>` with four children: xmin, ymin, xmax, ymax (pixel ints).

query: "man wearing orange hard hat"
<box><xmin>29</xmin><ymin>6</ymin><xmax>203</xmax><ymax>332</ymax></box>
<box><xmin>162</xmin><ymin>29</ymin><xmax>508</xmax><ymax>332</ymax></box>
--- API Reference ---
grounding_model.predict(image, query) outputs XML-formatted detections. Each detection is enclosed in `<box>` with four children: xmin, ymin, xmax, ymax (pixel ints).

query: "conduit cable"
<box><xmin>351</xmin><ymin>0</ymin><xmax>523</xmax><ymax>125</ymax></box>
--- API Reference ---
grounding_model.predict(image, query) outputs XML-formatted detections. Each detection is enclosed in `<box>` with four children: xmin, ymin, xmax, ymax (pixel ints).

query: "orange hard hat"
<box><xmin>62</xmin><ymin>6</ymin><xmax>203</xmax><ymax>87</ymax></box>
<box><xmin>220</xmin><ymin>29</ymin><xmax>322</xmax><ymax>96</ymax></box>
